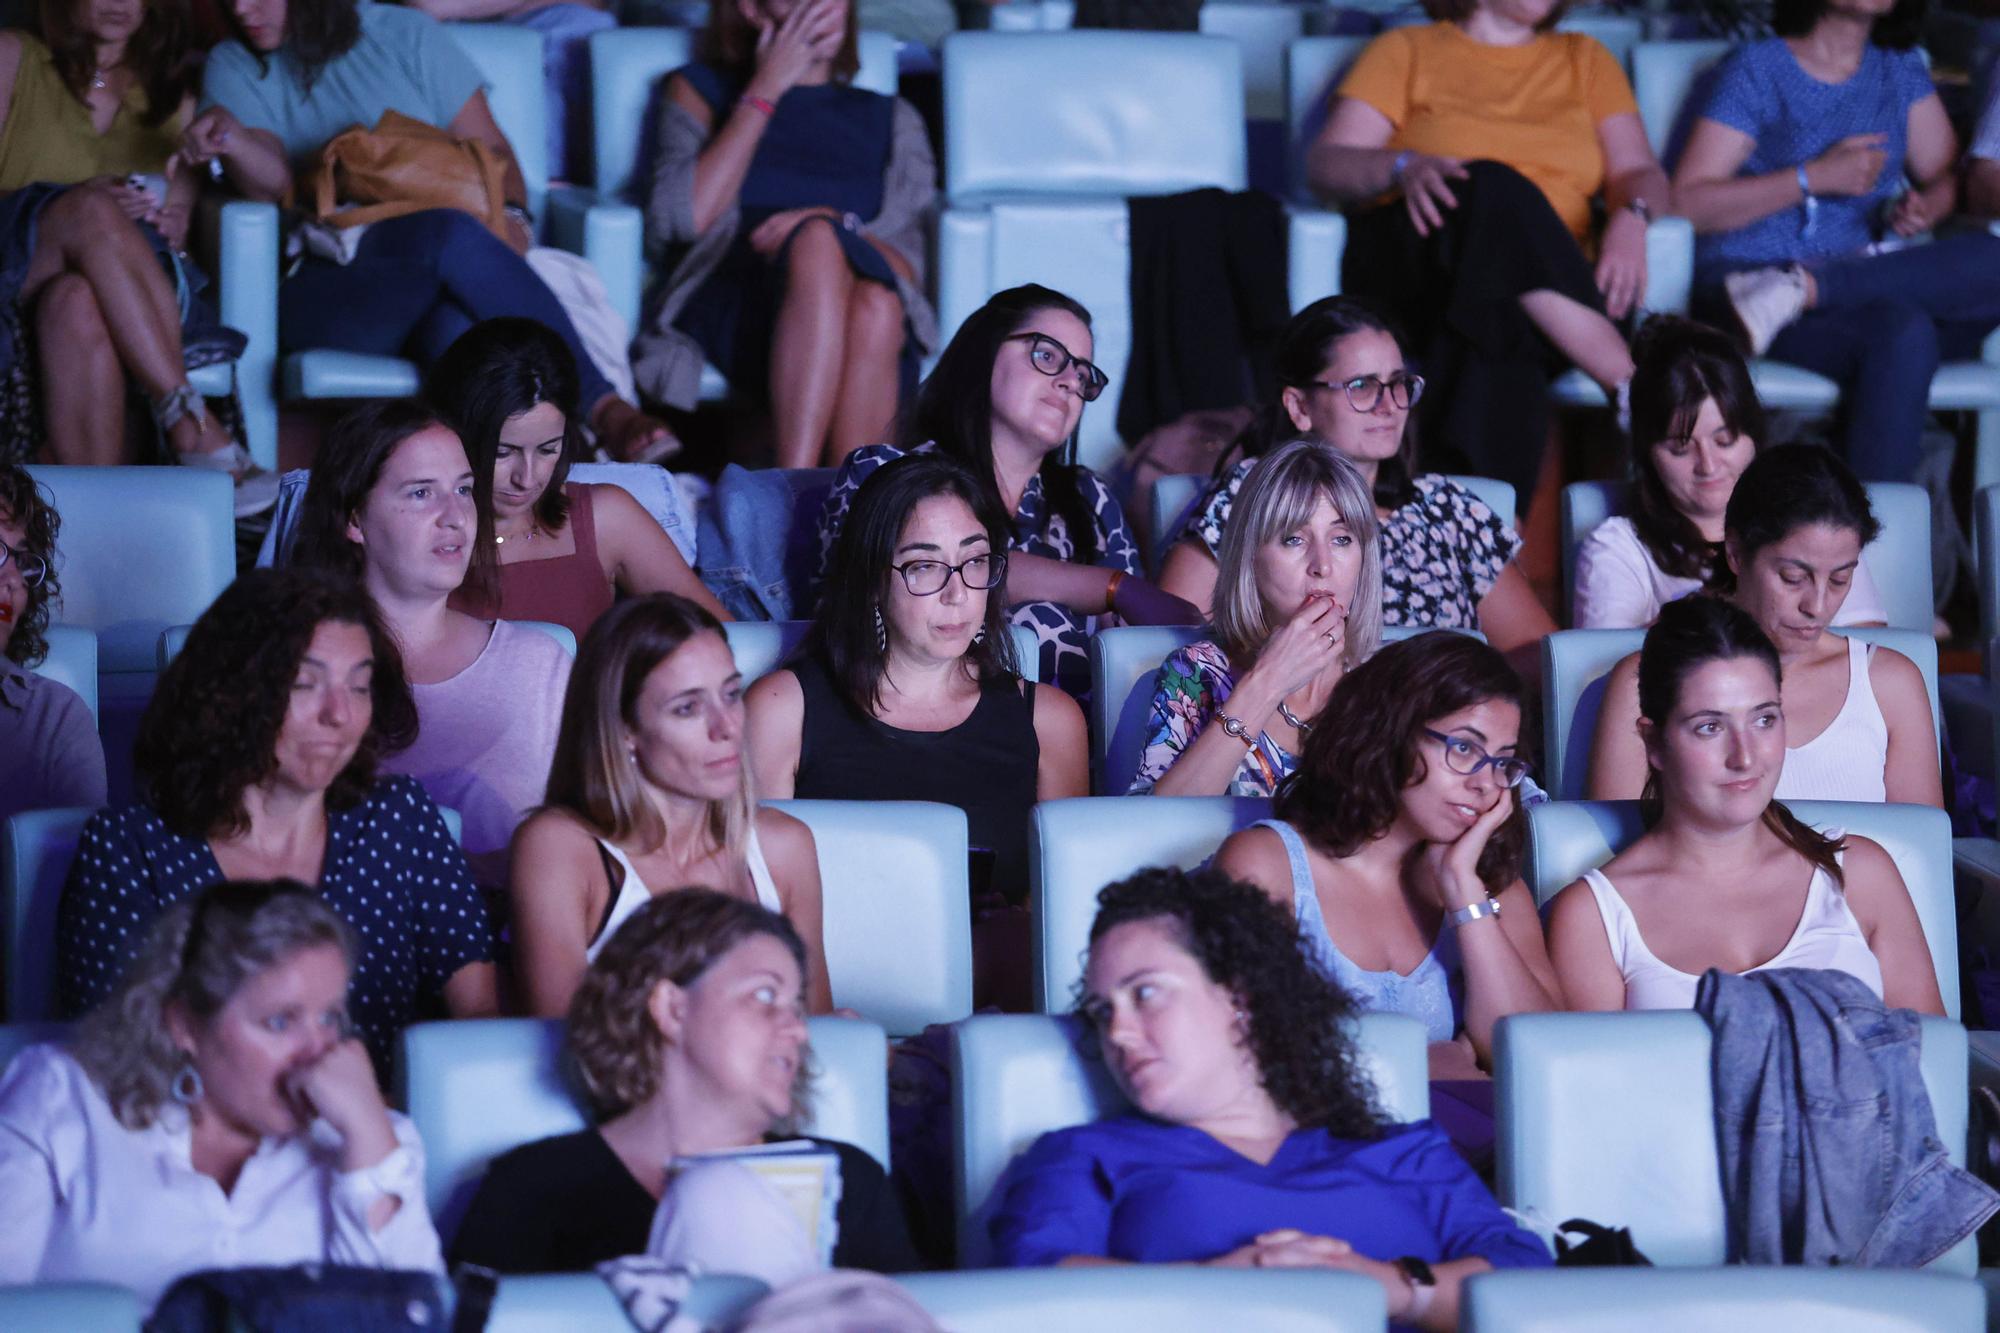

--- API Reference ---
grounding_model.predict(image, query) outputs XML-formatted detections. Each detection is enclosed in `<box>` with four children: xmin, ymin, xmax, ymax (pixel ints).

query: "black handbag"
<box><xmin>1552</xmin><ymin>1217</ymin><xmax>1654</xmax><ymax>1266</ymax></box>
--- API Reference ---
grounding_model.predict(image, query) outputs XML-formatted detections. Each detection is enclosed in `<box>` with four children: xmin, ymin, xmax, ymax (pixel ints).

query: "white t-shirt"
<box><xmin>1572</xmin><ymin>516</ymin><xmax>1888</xmax><ymax>630</ymax></box>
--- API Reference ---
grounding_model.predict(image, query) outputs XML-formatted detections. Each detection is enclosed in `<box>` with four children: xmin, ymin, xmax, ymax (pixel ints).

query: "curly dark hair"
<box><xmin>1078</xmin><ymin>866</ymin><xmax>1381</xmax><ymax>1136</ymax></box>
<box><xmin>0</xmin><ymin>464</ymin><xmax>60</xmax><ymax>668</ymax></box>
<box><xmin>41</xmin><ymin>0</ymin><xmax>200</xmax><ymax>127</ymax></box>
<box><xmin>135</xmin><ymin>569</ymin><xmax>418</xmax><ymax>839</ymax></box>
<box><xmin>220</xmin><ymin>0</ymin><xmax>361</xmax><ymax>91</ymax></box>
<box><xmin>1275</xmin><ymin>630</ymin><xmax>1527</xmax><ymax>894</ymax></box>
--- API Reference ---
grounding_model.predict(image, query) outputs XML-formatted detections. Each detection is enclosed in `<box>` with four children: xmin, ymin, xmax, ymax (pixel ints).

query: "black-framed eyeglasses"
<box><xmin>0</xmin><ymin>537</ymin><xmax>47</xmax><ymax>588</ymax></box>
<box><xmin>1005</xmin><ymin>332</ymin><xmax>1109</xmax><ymax>402</ymax></box>
<box><xmin>1421</xmin><ymin>727</ymin><xmax>1530</xmax><ymax>788</ymax></box>
<box><xmin>892</xmin><ymin>551</ymin><xmax>1009</xmax><ymax>596</ymax></box>
<box><xmin>1311</xmin><ymin>372</ymin><xmax>1426</xmax><ymax>413</ymax></box>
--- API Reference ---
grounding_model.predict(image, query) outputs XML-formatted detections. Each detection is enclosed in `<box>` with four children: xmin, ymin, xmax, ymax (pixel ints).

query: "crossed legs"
<box><xmin>768</xmin><ymin>218</ymin><xmax>905</xmax><ymax>469</ymax></box>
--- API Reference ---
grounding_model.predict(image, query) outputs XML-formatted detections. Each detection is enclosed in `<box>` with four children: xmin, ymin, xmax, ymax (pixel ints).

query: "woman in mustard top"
<box><xmin>1307</xmin><ymin>0</ymin><xmax>1668</xmax><ymax>504</ymax></box>
<box><xmin>0</xmin><ymin>0</ymin><xmax>269</xmax><ymax>509</ymax></box>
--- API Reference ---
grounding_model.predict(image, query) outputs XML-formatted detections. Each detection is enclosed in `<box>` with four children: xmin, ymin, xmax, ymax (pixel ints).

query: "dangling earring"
<box><xmin>874</xmin><ymin>605</ymin><xmax>887</xmax><ymax>654</ymax></box>
<box><xmin>171</xmin><ymin>1057</ymin><xmax>204</xmax><ymax>1105</ymax></box>
<box><xmin>972</xmin><ymin>625</ymin><xmax>987</xmax><ymax>646</ymax></box>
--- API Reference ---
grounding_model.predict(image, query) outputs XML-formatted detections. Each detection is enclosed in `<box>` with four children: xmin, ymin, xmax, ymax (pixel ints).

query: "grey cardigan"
<box><xmin>632</xmin><ymin>83</ymin><xmax>939</xmax><ymax>410</ymax></box>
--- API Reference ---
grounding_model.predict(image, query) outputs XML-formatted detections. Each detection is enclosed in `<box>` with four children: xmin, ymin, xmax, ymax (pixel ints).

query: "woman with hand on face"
<box><xmin>294</xmin><ymin>401</ymin><xmax>573</xmax><ymax>889</ymax></box>
<box><xmin>510</xmin><ymin>593</ymin><xmax>830</xmax><ymax>1019</ymax></box>
<box><xmin>1574</xmin><ymin>317</ymin><xmax>1887</xmax><ymax>630</ymax></box>
<box><xmin>1132</xmin><ymin>441</ymin><xmax>1383</xmax><ymax>798</ymax></box>
<box><xmin>1550</xmin><ymin>596</ymin><xmax>1942</xmax><ymax>1014</ymax></box>
<box><xmin>1215</xmin><ymin>631</ymin><xmax>1558</xmax><ymax>1081</ymax></box>
<box><xmin>988</xmin><ymin>866</ymin><xmax>1551</xmax><ymax>1326</ymax></box>
<box><xmin>3</xmin><ymin>881</ymin><xmax>442</xmax><ymax>1305</ymax></box>
<box><xmin>428</xmin><ymin>318</ymin><xmax>729</xmax><ymax>643</ymax></box>
<box><xmin>56</xmin><ymin>568</ymin><xmax>497</xmax><ymax>1067</ymax></box>
<box><xmin>1586</xmin><ymin>444</ymin><xmax>1939</xmax><ymax>806</ymax></box>
<box><xmin>635</xmin><ymin>0</ymin><xmax>935</xmax><ymax>468</ymax></box>
<box><xmin>452</xmin><ymin>888</ymin><xmax>916</xmax><ymax>1277</ymax></box>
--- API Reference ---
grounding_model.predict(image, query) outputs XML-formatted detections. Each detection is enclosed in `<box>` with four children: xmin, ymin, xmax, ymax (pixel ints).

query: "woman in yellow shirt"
<box><xmin>1307</xmin><ymin>0</ymin><xmax>1667</xmax><ymax>504</ymax></box>
<box><xmin>0</xmin><ymin>0</ymin><xmax>268</xmax><ymax>510</ymax></box>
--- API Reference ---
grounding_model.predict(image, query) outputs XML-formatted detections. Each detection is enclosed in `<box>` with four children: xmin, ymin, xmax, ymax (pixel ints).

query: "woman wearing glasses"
<box><xmin>750</xmin><ymin>452</ymin><xmax>1086</xmax><ymax>1005</ymax></box>
<box><xmin>814</xmin><ymin>284</ymin><xmax>1198</xmax><ymax>699</ymax></box>
<box><xmin>1549</xmin><ymin>596</ymin><xmax>1942</xmax><ymax>1014</ymax></box>
<box><xmin>1214</xmin><ymin>630</ymin><xmax>1558</xmax><ymax>1079</ymax></box>
<box><xmin>0</xmin><ymin>462</ymin><xmax>105</xmax><ymax>820</ymax></box>
<box><xmin>1158</xmin><ymin>298</ymin><xmax>1552</xmax><ymax>678</ymax></box>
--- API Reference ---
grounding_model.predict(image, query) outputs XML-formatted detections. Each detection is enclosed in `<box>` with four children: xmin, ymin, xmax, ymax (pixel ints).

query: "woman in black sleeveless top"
<box><xmin>748</xmin><ymin>453</ymin><xmax>1088</xmax><ymax>1005</ymax></box>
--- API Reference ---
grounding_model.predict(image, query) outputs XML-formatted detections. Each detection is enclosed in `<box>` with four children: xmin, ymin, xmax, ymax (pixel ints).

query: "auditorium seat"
<box><xmin>2</xmin><ymin>806</ymin><xmax>89</xmax><ymax>1022</ymax></box>
<box><xmin>29</xmin><ymin>625</ymin><xmax>99</xmax><ymax>723</ymax></box>
<box><xmin>1461</xmin><ymin>1266</ymin><xmax>1984</xmax><ymax>1332</ymax></box>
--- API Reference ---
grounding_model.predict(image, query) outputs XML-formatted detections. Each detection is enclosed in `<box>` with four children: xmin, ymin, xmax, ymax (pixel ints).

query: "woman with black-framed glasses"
<box><xmin>814</xmin><ymin>283</ymin><xmax>1198</xmax><ymax>700</ymax></box>
<box><xmin>1214</xmin><ymin>630</ymin><xmax>1557</xmax><ymax>1090</ymax></box>
<box><xmin>0</xmin><ymin>462</ymin><xmax>105</xmax><ymax>820</ymax></box>
<box><xmin>1159</xmin><ymin>297</ymin><xmax>1553</xmax><ymax>681</ymax></box>
<box><xmin>751</xmin><ymin>451</ymin><xmax>1087</xmax><ymax>1008</ymax></box>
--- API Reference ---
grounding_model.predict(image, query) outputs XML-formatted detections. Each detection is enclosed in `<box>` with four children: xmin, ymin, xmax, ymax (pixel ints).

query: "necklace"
<box><xmin>494</xmin><ymin>523</ymin><xmax>543</xmax><ymax>547</ymax></box>
<box><xmin>89</xmin><ymin>60</ymin><xmax>123</xmax><ymax>92</ymax></box>
<box><xmin>1277</xmin><ymin>700</ymin><xmax>1311</xmax><ymax>732</ymax></box>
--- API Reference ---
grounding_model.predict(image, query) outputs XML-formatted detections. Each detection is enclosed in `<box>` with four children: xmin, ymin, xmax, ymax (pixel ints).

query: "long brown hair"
<box><xmin>41</xmin><ymin>0</ymin><xmax>200</xmax><ymax>127</ymax></box>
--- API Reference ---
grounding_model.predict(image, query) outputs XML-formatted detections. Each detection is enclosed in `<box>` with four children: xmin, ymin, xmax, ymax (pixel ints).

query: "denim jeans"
<box><xmin>278</xmin><ymin>208</ymin><xmax>613</xmax><ymax>414</ymax></box>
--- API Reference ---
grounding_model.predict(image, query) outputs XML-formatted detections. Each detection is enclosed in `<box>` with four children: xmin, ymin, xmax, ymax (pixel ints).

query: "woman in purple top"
<box><xmin>988</xmin><ymin>866</ymin><xmax>1549</xmax><ymax>1329</ymax></box>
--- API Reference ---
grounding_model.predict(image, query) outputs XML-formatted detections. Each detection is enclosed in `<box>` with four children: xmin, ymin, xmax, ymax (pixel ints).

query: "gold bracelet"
<box><xmin>1105</xmin><ymin>569</ymin><xmax>1125</xmax><ymax>608</ymax></box>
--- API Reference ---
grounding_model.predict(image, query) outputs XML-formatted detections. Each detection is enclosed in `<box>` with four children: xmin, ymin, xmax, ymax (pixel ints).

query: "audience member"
<box><xmin>1306</xmin><ymin>0</ymin><xmax>1663</xmax><ymax>498</ymax></box>
<box><xmin>1573</xmin><ymin>317</ymin><xmax>1887</xmax><ymax>629</ymax></box>
<box><xmin>2</xmin><ymin>881</ymin><xmax>442</xmax><ymax>1305</ymax></box>
<box><xmin>1215</xmin><ymin>632</ymin><xmax>1557</xmax><ymax>1078</ymax></box>
<box><xmin>451</xmin><ymin>888</ymin><xmax>917</xmax><ymax>1275</ymax></box>
<box><xmin>1673</xmin><ymin>0</ymin><xmax>2000</xmax><ymax>482</ymax></box>
<box><xmin>0</xmin><ymin>0</ymin><xmax>274</xmax><ymax>509</ymax></box>
<box><xmin>294</xmin><ymin>400</ymin><xmax>572</xmax><ymax>888</ymax></box>
<box><xmin>1131</xmin><ymin>441</ymin><xmax>1383</xmax><ymax>797</ymax></box>
<box><xmin>987</xmin><ymin>866</ymin><xmax>1550</xmax><ymax>1328</ymax></box>
<box><xmin>1550</xmin><ymin>596</ymin><xmax>1943</xmax><ymax>1013</ymax></box>
<box><xmin>815</xmin><ymin>284</ymin><xmax>1195</xmax><ymax>698</ymax></box>
<box><xmin>426</xmin><ymin>318</ymin><xmax>727</xmax><ymax>640</ymax></box>
<box><xmin>1157</xmin><ymin>297</ymin><xmax>1551</xmax><ymax>669</ymax></box>
<box><xmin>1587</xmin><ymin>445</ymin><xmax>1939</xmax><ymax>805</ymax></box>
<box><xmin>56</xmin><ymin>568</ymin><xmax>498</xmax><ymax>1064</ymax></box>
<box><xmin>633</xmin><ymin>0</ymin><xmax>934</xmax><ymax>468</ymax></box>
<box><xmin>510</xmin><ymin>594</ymin><xmax>831</xmax><ymax>1018</ymax></box>
<box><xmin>0</xmin><ymin>463</ymin><xmax>105</xmax><ymax>820</ymax></box>
<box><xmin>190</xmin><ymin>0</ymin><xmax>671</xmax><ymax>460</ymax></box>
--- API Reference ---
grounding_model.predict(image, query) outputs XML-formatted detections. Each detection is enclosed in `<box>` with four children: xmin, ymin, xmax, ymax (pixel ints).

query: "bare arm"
<box><xmin>1888</xmin><ymin>94</ymin><xmax>1958</xmax><ymax>235</ymax></box>
<box><xmin>744</xmin><ymin>669</ymin><xmax>805</xmax><ymax>799</ymax></box>
<box><xmin>443</xmin><ymin>962</ymin><xmax>500</xmax><ymax>1018</ymax></box>
<box><xmin>1873</xmin><ymin>649</ymin><xmax>1945</xmax><ymax>808</ymax></box>
<box><xmin>1673</xmin><ymin>116</ymin><xmax>1894</xmax><ymax>236</ymax></box>
<box><xmin>1968</xmin><ymin>157</ymin><xmax>2000</xmax><ymax>218</ymax></box>
<box><xmin>181</xmin><ymin>105</ymin><xmax>292</xmax><ymax>204</ymax></box>
<box><xmin>1214</xmin><ymin>826</ymin><xmax>1299</xmax><ymax>914</ymax></box>
<box><xmin>1598</xmin><ymin>112</ymin><xmax>1670</xmax><ymax>215</ymax></box>
<box><xmin>1033</xmin><ymin>684</ymin><xmax>1089</xmax><ymax>800</ymax></box>
<box><xmin>506</xmin><ymin>810</ymin><xmax>607</xmax><ymax>1017</ymax></box>
<box><xmin>1004</xmin><ymin>551</ymin><xmax>1199</xmax><ymax>625</ymax></box>
<box><xmin>1584</xmin><ymin>653</ymin><xmax>1649</xmax><ymax>800</ymax></box>
<box><xmin>1546</xmin><ymin>879</ymin><xmax>1629</xmax><ymax>1010</ymax></box>
<box><xmin>1156</xmin><ymin>540</ymin><xmax>1220</xmax><ymax>621</ymax></box>
<box><xmin>758</xmin><ymin>809</ymin><xmax>833</xmax><ymax>1014</ymax></box>
<box><xmin>1475</xmin><ymin>563</ymin><xmax>1558</xmax><ymax>656</ymax></box>
<box><xmin>1304</xmin><ymin>96</ymin><xmax>1403</xmax><ymax>204</ymax></box>
<box><xmin>591</xmin><ymin>483</ymin><xmax>731</xmax><ymax>621</ymax></box>
<box><xmin>1453</xmin><ymin>880</ymin><xmax>1560</xmax><ymax>1065</ymax></box>
<box><xmin>1840</xmin><ymin>836</ymin><xmax>1945</xmax><ymax>1016</ymax></box>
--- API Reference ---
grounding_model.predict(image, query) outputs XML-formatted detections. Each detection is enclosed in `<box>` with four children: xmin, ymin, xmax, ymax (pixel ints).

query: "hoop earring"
<box><xmin>874</xmin><ymin>605</ymin><xmax>887</xmax><ymax>654</ymax></box>
<box><xmin>171</xmin><ymin>1058</ymin><xmax>204</xmax><ymax>1105</ymax></box>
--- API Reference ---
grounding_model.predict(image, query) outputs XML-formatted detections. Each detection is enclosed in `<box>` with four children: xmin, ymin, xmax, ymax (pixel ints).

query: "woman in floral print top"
<box><xmin>1130</xmin><ymin>442</ymin><xmax>1383</xmax><ymax>797</ymax></box>
<box><xmin>1157</xmin><ymin>298</ymin><xmax>1553</xmax><ymax>673</ymax></box>
<box><xmin>815</xmin><ymin>284</ymin><xmax>1197</xmax><ymax>698</ymax></box>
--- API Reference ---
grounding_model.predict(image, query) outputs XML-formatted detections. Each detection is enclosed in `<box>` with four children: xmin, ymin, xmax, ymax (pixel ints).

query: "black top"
<box><xmin>449</xmin><ymin>1129</ymin><xmax>920</xmax><ymax>1275</ymax></box>
<box><xmin>792</xmin><ymin>655</ymin><xmax>1040</xmax><ymax>903</ymax></box>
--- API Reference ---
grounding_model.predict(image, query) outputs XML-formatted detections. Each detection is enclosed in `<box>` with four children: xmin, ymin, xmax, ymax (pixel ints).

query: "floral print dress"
<box><xmin>1128</xmin><ymin>639</ymin><xmax>1296</xmax><ymax>797</ymax></box>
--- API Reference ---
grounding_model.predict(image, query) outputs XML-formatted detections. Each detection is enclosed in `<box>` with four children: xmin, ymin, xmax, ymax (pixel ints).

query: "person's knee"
<box><xmin>847</xmin><ymin>281</ymin><xmax>904</xmax><ymax>353</ymax></box>
<box><xmin>35</xmin><ymin>273</ymin><xmax>107</xmax><ymax>342</ymax></box>
<box><xmin>1867</xmin><ymin>304</ymin><xmax>1942</xmax><ymax>383</ymax></box>
<box><xmin>46</xmin><ymin>182</ymin><xmax>135</xmax><ymax>245</ymax></box>
<box><xmin>783</xmin><ymin>219</ymin><xmax>851</xmax><ymax>293</ymax></box>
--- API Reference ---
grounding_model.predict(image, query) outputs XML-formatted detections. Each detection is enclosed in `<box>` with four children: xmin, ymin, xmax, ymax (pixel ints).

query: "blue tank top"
<box><xmin>1252</xmin><ymin>819</ymin><xmax>1464</xmax><ymax>1044</ymax></box>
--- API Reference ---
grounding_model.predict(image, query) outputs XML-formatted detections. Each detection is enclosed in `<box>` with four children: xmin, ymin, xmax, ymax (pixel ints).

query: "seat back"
<box><xmin>1977</xmin><ymin>484</ymin><xmax>2000</xmax><ymax>644</ymax></box>
<box><xmin>1032</xmin><ymin>796</ymin><xmax>1272</xmax><ymax>1008</ymax></box>
<box><xmin>1496</xmin><ymin>1010</ymin><xmax>1974</xmax><ymax>1272</ymax></box>
<box><xmin>1284</xmin><ymin>35</ymin><xmax>1370</xmax><ymax>202</ymax></box>
<box><xmin>30</xmin><ymin>624</ymin><xmax>99</xmax><ymax>722</ymax></box>
<box><xmin>1556</xmin><ymin>12</ymin><xmax>1644</xmax><ymax>69</ymax></box>
<box><xmin>1462</xmin><ymin>1264</ymin><xmax>1985</xmax><ymax>1331</ymax></box>
<box><xmin>1525</xmin><ymin>798</ymin><xmax>1960</xmax><ymax>1018</ymax></box>
<box><xmin>0</xmin><ymin>1284</ymin><xmax>143</xmax><ymax>1333</ymax></box>
<box><xmin>900</xmin><ymin>1268</ymin><xmax>1387</xmax><ymax>1331</ymax></box>
<box><xmin>767</xmin><ymin>800</ymin><xmax>975</xmax><ymax>1033</ymax></box>
<box><xmin>401</xmin><ymin>1014</ymin><xmax>891</xmax><ymax>1246</ymax></box>
<box><xmin>1198</xmin><ymin>2</ymin><xmax>1304</xmax><ymax>123</ymax></box>
<box><xmin>1090</xmin><ymin>625</ymin><xmax>1206</xmax><ymax>793</ymax></box>
<box><xmin>724</xmin><ymin>620</ymin><xmax>1041</xmax><ymax>685</ymax></box>
<box><xmin>1631</xmin><ymin>38</ymin><xmax>1733</xmax><ymax>161</ymax></box>
<box><xmin>24</xmin><ymin>466</ymin><xmax>234</xmax><ymax>675</ymax></box>
<box><xmin>448</xmin><ymin>23</ymin><xmax>549</xmax><ymax>217</ymax></box>
<box><xmin>952</xmin><ymin>1010</ymin><xmax>1428</xmax><ymax>1266</ymax></box>
<box><xmin>590</xmin><ymin>28</ymin><xmax>900</xmax><ymax>199</ymax></box>
<box><xmin>2</xmin><ymin>807</ymin><xmax>89</xmax><ymax>1022</ymax></box>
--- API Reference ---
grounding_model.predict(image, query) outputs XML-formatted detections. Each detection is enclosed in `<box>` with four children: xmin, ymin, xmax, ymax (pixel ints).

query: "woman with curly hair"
<box><xmin>0</xmin><ymin>462</ymin><xmax>105</xmax><ymax>819</ymax></box>
<box><xmin>450</xmin><ymin>888</ymin><xmax>916</xmax><ymax>1276</ymax></box>
<box><xmin>987</xmin><ymin>866</ymin><xmax>1549</xmax><ymax>1323</ymax></box>
<box><xmin>1214</xmin><ymin>631</ymin><xmax>1557</xmax><ymax>1079</ymax></box>
<box><xmin>56</xmin><ymin>567</ymin><xmax>497</xmax><ymax>1068</ymax></box>
<box><xmin>1</xmin><ymin>880</ymin><xmax>442</xmax><ymax>1304</ymax></box>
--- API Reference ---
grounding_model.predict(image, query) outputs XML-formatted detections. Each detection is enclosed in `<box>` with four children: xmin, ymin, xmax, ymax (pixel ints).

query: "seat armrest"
<box><xmin>547</xmin><ymin>186</ymin><xmax>644</xmax><ymax>334</ymax></box>
<box><xmin>1285</xmin><ymin>204</ymin><xmax>1345</xmax><ymax>311</ymax></box>
<box><xmin>217</xmin><ymin>199</ymin><xmax>281</xmax><ymax>470</ymax></box>
<box><xmin>1643</xmin><ymin>215</ymin><xmax>1693</xmax><ymax>316</ymax></box>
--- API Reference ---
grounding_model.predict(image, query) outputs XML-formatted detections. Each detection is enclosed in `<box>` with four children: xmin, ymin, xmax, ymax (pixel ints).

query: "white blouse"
<box><xmin>0</xmin><ymin>1044</ymin><xmax>443</xmax><ymax>1308</ymax></box>
<box><xmin>1573</xmin><ymin>516</ymin><xmax>1888</xmax><ymax>630</ymax></box>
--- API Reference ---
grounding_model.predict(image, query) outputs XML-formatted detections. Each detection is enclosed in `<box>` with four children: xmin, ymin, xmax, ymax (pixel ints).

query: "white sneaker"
<box><xmin>1724</xmin><ymin>265</ymin><xmax>1809</xmax><ymax>357</ymax></box>
<box><xmin>177</xmin><ymin>441</ymin><xmax>280</xmax><ymax>518</ymax></box>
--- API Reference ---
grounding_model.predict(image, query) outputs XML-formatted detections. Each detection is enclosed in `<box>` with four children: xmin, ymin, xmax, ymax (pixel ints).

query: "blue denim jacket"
<box><xmin>1696</xmin><ymin>967</ymin><xmax>1999</xmax><ymax>1267</ymax></box>
<box><xmin>695</xmin><ymin>464</ymin><xmax>836</xmax><ymax>622</ymax></box>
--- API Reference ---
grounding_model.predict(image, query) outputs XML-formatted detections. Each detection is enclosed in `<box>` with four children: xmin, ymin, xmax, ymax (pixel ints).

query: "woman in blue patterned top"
<box><xmin>814</xmin><ymin>284</ymin><xmax>1198</xmax><ymax>698</ymax></box>
<box><xmin>1672</xmin><ymin>0</ymin><xmax>2000</xmax><ymax>482</ymax></box>
<box><xmin>56</xmin><ymin>568</ymin><xmax>498</xmax><ymax>1070</ymax></box>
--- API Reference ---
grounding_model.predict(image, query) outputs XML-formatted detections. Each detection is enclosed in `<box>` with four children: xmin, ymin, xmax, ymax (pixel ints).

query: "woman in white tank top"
<box><xmin>507</xmin><ymin>595</ymin><xmax>833</xmax><ymax>1018</ymax></box>
<box><xmin>1586</xmin><ymin>444</ymin><xmax>1941</xmax><ymax>808</ymax></box>
<box><xmin>1551</xmin><ymin>598</ymin><xmax>1944</xmax><ymax>1015</ymax></box>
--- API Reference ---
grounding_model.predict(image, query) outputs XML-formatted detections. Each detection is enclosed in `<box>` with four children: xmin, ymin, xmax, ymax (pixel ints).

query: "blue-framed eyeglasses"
<box><xmin>1421</xmin><ymin>727</ymin><xmax>1529</xmax><ymax>788</ymax></box>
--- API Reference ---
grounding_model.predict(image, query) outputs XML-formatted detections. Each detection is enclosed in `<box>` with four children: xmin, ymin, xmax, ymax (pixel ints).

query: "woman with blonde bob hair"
<box><xmin>0</xmin><ymin>880</ymin><xmax>442</xmax><ymax>1304</ymax></box>
<box><xmin>1131</xmin><ymin>440</ymin><xmax>1383</xmax><ymax>797</ymax></box>
<box><xmin>451</xmin><ymin>889</ymin><xmax>917</xmax><ymax>1276</ymax></box>
<box><xmin>508</xmin><ymin>593</ymin><xmax>830</xmax><ymax>1019</ymax></box>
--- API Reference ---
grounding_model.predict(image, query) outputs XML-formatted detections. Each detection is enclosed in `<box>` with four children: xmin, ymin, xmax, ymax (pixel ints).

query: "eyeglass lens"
<box><xmin>900</xmin><ymin>554</ymin><xmax>1006</xmax><ymax>596</ymax></box>
<box><xmin>1341</xmin><ymin>374</ymin><xmax>1425</xmax><ymax>413</ymax></box>
<box><xmin>0</xmin><ymin>539</ymin><xmax>46</xmax><ymax>587</ymax></box>
<box><xmin>1024</xmin><ymin>335</ymin><xmax>1107</xmax><ymax>401</ymax></box>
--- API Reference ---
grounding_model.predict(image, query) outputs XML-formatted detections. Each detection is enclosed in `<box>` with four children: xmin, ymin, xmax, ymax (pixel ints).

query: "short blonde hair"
<box><xmin>1212</xmin><ymin>439</ymin><xmax>1383</xmax><ymax>668</ymax></box>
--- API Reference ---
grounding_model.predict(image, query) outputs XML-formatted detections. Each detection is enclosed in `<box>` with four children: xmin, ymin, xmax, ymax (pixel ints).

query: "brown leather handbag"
<box><xmin>307</xmin><ymin>109</ymin><xmax>512</xmax><ymax>243</ymax></box>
